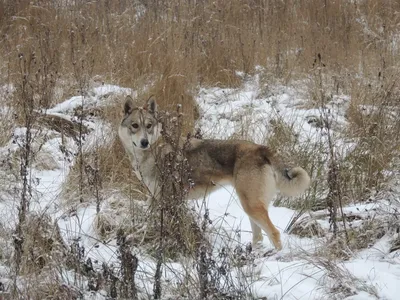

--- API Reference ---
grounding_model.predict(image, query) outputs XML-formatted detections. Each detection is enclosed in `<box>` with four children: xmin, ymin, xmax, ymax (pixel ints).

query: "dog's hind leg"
<box><xmin>238</xmin><ymin>196</ymin><xmax>282</xmax><ymax>250</ymax></box>
<box><xmin>250</xmin><ymin>219</ymin><xmax>263</xmax><ymax>244</ymax></box>
<box><xmin>235</xmin><ymin>165</ymin><xmax>282</xmax><ymax>250</ymax></box>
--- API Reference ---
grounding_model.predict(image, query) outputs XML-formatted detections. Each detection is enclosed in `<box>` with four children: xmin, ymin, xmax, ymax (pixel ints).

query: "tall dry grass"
<box><xmin>2</xmin><ymin>0</ymin><xmax>400</xmax><ymax>90</ymax></box>
<box><xmin>1</xmin><ymin>0</ymin><xmax>400</xmax><ymax>298</ymax></box>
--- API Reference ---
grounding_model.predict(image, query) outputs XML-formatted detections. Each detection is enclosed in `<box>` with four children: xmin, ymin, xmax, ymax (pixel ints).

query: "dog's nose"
<box><xmin>140</xmin><ymin>139</ymin><xmax>149</xmax><ymax>148</ymax></box>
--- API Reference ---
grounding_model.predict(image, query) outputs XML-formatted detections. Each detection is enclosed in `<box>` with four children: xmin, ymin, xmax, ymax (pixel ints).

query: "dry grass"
<box><xmin>343</xmin><ymin>77</ymin><xmax>400</xmax><ymax>200</ymax></box>
<box><xmin>1</xmin><ymin>0</ymin><xmax>400</xmax><ymax>298</ymax></box>
<box><xmin>1</xmin><ymin>0</ymin><xmax>400</xmax><ymax>186</ymax></box>
<box><xmin>17</xmin><ymin>213</ymin><xmax>66</xmax><ymax>275</ymax></box>
<box><xmin>61</xmin><ymin>139</ymin><xmax>146</xmax><ymax>206</ymax></box>
<box><xmin>0</xmin><ymin>85</ymin><xmax>14</xmax><ymax>147</ymax></box>
<box><xmin>2</xmin><ymin>0</ymin><xmax>400</xmax><ymax>89</ymax></box>
<box><xmin>302</xmin><ymin>252</ymin><xmax>379</xmax><ymax>298</ymax></box>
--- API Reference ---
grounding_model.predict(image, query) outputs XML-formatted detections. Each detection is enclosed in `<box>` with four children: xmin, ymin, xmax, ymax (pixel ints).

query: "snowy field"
<box><xmin>0</xmin><ymin>75</ymin><xmax>399</xmax><ymax>299</ymax></box>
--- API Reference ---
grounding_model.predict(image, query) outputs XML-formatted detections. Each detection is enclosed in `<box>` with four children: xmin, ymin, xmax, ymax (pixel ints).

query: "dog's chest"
<box><xmin>133</xmin><ymin>155</ymin><xmax>159</xmax><ymax>196</ymax></box>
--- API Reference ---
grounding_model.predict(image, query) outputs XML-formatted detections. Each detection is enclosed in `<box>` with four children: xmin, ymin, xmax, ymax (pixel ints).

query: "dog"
<box><xmin>118</xmin><ymin>95</ymin><xmax>311</xmax><ymax>250</ymax></box>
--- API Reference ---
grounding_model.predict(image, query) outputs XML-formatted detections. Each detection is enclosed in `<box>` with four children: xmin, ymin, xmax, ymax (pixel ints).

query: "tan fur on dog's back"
<box><xmin>118</xmin><ymin>96</ymin><xmax>311</xmax><ymax>250</ymax></box>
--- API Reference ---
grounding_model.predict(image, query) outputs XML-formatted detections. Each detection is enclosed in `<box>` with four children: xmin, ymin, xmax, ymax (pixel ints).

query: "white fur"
<box><xmin>275</xmin><ymin>167</ymin><xmax>311</xmax><ymax>197</ymax></box>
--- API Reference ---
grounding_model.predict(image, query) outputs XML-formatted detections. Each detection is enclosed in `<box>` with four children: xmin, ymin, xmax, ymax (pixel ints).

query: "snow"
<box><xmin>46</xmin><ymin>84</ymin><xmax>133</xmax><ymax>115</ymax></box>
<box><xmin>1</xmin><ymin>77</ymin><xmax>399</xmax><ymax>299</ymax></box>
<box><xmin>344</xmin><ymin>259</ymin><xmax>399</xmax><ymax>299</ymax></box>
<box><xmin>192</xmin><ymin>75</ymin><xmax>399</xmax><ymax>299</ymax></box>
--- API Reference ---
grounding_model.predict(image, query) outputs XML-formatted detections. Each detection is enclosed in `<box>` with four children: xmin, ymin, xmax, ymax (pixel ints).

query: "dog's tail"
<box><xmin>274</xmin><ymin>166</ymin><xmax>311</xmax><ymax>197</ymax></box>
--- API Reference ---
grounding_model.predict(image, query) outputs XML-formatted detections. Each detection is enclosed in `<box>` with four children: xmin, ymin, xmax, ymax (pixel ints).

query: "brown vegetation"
<box><xmin>1</xmin><ymin>0</ymin><xmax>400</xmax><ymax>298</ymax></box>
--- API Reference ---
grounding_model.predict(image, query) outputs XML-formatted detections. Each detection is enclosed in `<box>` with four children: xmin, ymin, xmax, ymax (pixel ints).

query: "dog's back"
<box><xmin>184</xmin><ymin>139</ymin><xmax>309</xmax><ymax>197</ymax></box>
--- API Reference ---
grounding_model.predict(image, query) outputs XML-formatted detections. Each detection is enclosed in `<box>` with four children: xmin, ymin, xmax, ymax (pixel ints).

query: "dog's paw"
<box><xmin>252</xmin><ymin>234</ymin><xmax>264</xmax><ymax>245</ymax></box>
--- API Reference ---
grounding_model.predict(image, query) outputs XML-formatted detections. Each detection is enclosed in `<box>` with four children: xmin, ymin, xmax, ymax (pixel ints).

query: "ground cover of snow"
<box><xmin>1</xmin><ymin>77</ymin><xmax>398</xmax><ymax>299</ymax></box>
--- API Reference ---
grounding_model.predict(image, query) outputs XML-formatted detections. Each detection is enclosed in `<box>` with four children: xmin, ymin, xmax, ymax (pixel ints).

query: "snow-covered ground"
<box><xmin>193</xmin><ymin>76</ymin><xmax>400</xmax><ymax>299</ymax></box>
<box><xmin>0</xmin><ymin>76</ymin><xmax>399</xmax><ymax>299</ymax></box>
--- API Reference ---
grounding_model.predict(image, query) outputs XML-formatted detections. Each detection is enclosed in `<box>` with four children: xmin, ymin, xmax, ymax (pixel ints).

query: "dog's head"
<box><xmin>118</xmin><ymin>95</ymin><xmax>161</xmax><ymax>152</ymax></box>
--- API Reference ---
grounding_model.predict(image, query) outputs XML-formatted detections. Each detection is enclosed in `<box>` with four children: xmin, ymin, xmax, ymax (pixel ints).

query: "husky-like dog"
<box><xmin>118</xmin><ymin>96</ymin><xmax>310</xmax><ymax>250</ymax></box>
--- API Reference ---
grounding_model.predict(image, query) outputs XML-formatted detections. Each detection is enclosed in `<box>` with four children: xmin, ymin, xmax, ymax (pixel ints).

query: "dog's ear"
<box><xmin>144</xmin><ymin>95</ymin><xmax>157</xmax><ymax>115</ymax></box>
<box><xmin>124</xmin><ymin>96</ymin><xmax>134</xmax><ymax>115</ymax></box>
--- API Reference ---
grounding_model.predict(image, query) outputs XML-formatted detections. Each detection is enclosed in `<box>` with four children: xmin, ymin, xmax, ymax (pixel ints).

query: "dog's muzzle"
<box><xmin>140</xmin><ymin>139</ymin><xmax>149</xmax><ymax>149</ymax></box>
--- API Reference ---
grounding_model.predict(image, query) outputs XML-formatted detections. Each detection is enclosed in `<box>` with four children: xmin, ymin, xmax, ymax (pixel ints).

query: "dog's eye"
<box><xmin>146</xmin><ymin>123</ymin><xmax>152</xmax><ymax>129</ymax></box>
<box><xmin>132</xmin><ymin>123</ymin><xmax>139</xmax><ymax>129</ymax></box>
